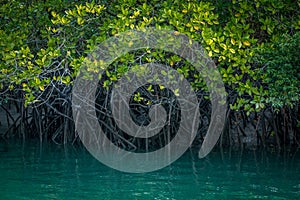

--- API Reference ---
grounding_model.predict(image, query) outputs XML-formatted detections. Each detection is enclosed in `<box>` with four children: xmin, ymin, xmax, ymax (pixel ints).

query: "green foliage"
<box><xmin>0</xmin><ymin>0</ymin><xmax>299</xmax><ymax>113</ymax></box>
<box><xmin>254</xmin><ymin>32</ymin><xmax>300</xmax><ymax>111</ymax></box>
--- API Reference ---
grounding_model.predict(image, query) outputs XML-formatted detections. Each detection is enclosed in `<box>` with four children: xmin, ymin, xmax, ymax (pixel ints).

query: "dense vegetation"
<box><xmin>0</xmin><ymin>0</ymin><xmax>299</xmax><ymax>150</ymax></box>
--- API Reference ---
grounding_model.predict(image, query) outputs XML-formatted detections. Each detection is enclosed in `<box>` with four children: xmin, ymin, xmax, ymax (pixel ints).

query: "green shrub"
<box><xmin>254</xmin><ymin>32</ymin><xmax>300</xmax><ymax>111</ymax></box>
<box><xmin>0</xmin><ymin>0</ymin><xmax>299</xmax><ymax>113</ymax></box>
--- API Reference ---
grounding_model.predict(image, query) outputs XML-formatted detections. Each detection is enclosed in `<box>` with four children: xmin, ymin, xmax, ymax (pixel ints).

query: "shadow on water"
<box><xmin>0</xmin><ymin>139</ymin><xmax>299</xmax><ymax>200</ymax></box>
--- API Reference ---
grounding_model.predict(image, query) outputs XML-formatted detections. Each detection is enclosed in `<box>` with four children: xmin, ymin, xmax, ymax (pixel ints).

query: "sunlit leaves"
<box><xmin>0</xmin><ymin>0</ymin><xmax>299</xmax><ymax>112</ymax></box>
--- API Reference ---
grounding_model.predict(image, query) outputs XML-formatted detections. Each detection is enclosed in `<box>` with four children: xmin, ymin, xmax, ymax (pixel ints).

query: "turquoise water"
<box><xmin>0</xmin><ymin>140</ymin><xmax>299</xmax><ymax>200</ymax></box>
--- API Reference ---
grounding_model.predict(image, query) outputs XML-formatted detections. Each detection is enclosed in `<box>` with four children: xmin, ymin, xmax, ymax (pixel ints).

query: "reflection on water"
<box><xmin>0</xmin><ymin>140</ymin><xmax>299</xmax><ymax>200</ymax></box>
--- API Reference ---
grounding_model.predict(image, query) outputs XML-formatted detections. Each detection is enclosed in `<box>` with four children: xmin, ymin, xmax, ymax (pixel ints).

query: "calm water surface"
<box><xmin>0</xmin><ymin>140</ymin><xmax>299</xmax><ymax>200</ymax></box>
